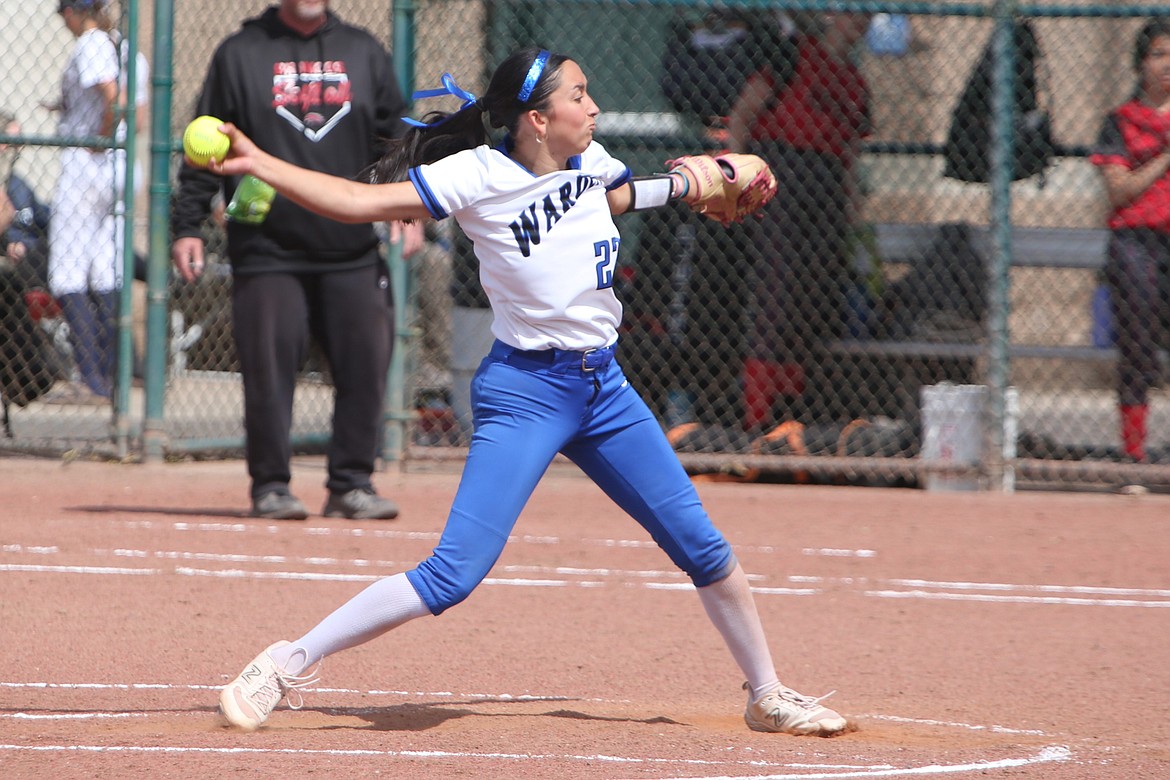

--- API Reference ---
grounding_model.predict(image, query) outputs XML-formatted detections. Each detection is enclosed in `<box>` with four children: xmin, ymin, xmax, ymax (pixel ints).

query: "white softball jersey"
<box><xmin>409</xmin><ymin>141</ymin><xmax>632</xmax><ymax>352</ymax></box>
<box><xmin>57</xmin><ymin>28</ymin><xmax>120</xmax><ymax>139</ymax></box>
<box><xmin>50</xmin><ymin>28</ymin><xmax>123</xmax><ymax>296</ymax></box>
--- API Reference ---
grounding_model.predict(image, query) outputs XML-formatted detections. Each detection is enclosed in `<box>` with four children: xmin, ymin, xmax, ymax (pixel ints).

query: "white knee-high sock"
<box><xmin>270</xmin><ymin>572</ymin><xmax>431</xmax><ymax>676</ymax></box>
<box><xmin>696</xmin><ymin>563</ymin><xmax>780</xmax><ymax>700</ymax></box>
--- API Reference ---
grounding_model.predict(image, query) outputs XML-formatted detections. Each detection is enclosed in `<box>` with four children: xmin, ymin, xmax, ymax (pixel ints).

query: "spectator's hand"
<box><xmin>390</xmin><ymin>220</ymin><xmax>426</xmax><ymax>259</ymax></box>
<box><xmin>171</xmin><ymin>236</ymin><xmax>206</xmax><ymax>283</ymax></box>
<box><xmin>6</xmin><ymin>242</ymin><xmax>27</xmax><ymax>262</ymax></box>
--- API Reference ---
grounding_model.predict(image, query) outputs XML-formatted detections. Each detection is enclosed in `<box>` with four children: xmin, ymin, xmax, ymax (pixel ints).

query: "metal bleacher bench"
<box><xmin>831</xmin><ymin>223</ymin><xmax>1114</xmax><ymax>362</ymax></box>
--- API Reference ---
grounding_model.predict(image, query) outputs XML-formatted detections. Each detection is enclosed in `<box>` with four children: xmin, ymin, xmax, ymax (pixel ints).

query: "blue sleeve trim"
<box><xmin>408</xmin><ymin>167</ymin><xmax>448</xmax><ymax>220</ymax></box>
<box><xmin>606</xmin><ymin>166</ymin><xmax>633</xmax><ymax>192</ymax></box>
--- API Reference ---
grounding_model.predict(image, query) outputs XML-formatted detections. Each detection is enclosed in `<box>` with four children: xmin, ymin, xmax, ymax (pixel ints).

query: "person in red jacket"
<box><xmin>1090</xmin><ymin>17</ymin><xmax>1170</xmax><ymax>463</ymax></box>
<box><xmin>727</xmin><ymin>11</ymin><xmax>872</xmax><ymax>432</ymax></box>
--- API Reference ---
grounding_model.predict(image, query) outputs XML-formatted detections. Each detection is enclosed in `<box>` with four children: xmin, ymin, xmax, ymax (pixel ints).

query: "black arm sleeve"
<box><xmin>171</xmin><ymin>167</ymin><xmax>222</xmax><ymax>241</ymax></box>
<box><xmin>170</xmin><ymin>49</ymin><xmax>230</xmax><ymax>240</ymax></box>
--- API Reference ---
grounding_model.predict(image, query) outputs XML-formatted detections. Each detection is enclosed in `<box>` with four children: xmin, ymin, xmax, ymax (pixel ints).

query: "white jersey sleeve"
<box><xmin>582</xmin><ymin>141</ymin><xmax>634</xmax><ymax>192</ymax></box>
<box><xmin>408</xmin><ymin>147</ymin><xmax>492</xmax><ymax>219</ymax></box>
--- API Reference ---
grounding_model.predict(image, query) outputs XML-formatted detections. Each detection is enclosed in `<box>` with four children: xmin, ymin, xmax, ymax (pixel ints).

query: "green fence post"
<box><xmin>112</xmin><ymin>0</ymin><xmax>139</xmax><ymax>458</ymax></box>
<box><xmin>985</xmin><ymin>0</ymin><xmax>1018</xmax><ymax>491</ymax></box>
<box><xmin>382</xmin><ymin>0</ymin><xmax>417</xmax><ymax>467</ymax></box>
<box><xmin>142</xmin><ymin>0</ymin><xmax>175</xmax><ymax>463</ymax></box>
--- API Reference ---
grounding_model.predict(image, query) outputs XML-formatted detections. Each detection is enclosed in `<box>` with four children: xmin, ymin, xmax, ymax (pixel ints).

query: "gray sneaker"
<box><xmin>323</xmin><ymin>488</ymin><xmax>399</xmax><ymax>520</ymax></box>
<box><xmin>251</xmin><ymin>492</ymin><xmax>309</xmax><ymax>520</ymax></box>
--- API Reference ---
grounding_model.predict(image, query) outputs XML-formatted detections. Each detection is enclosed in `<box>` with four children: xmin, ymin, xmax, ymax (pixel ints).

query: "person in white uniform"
<box><xmin>47</xmin><ymin>0</ymin><xmax>123</xmax><ymax>402</ymax></box>
<box><xmin>202</xmin><ymin>47</ymin><xmax>851</xmax><ymax>738</ymax></box>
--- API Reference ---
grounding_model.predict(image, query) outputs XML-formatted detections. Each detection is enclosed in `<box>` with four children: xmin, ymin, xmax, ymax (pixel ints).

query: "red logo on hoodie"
<box><xmin>272</xmin><ymin>60</ymin><xmax>352</xmax><ymax>141</ymax></box>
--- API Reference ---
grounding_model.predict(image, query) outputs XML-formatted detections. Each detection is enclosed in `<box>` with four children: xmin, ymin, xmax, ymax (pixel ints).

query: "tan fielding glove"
<box><xmin>665</xmin><ymin>153</ymin><xmax>778</xmax><ymax>225</ymax></box>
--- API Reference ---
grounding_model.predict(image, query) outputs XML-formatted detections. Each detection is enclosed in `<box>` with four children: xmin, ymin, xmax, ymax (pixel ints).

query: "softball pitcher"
<box><xmin>203</xmin><ymin>47</ymin><xmax>849</xmax><ymax>737</ymax></box>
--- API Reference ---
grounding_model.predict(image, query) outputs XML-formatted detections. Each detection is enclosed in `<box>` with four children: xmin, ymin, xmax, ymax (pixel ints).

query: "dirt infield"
<box><xmin>1</xmin><ymin>453</ymin><xmax>1168</xmax><ymax>779</ymax></box>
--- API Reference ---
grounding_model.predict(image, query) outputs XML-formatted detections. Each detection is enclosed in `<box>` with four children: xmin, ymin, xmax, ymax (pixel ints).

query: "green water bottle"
<box><xmin>225</xmin><ymin>174</ymin><xmax>276</xmax><ymax>225</ymax></box>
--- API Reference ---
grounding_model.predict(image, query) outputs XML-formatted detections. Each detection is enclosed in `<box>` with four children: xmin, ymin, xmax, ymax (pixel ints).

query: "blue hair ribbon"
<box><xmin>402</xmin><ymin>73</ymin><xmax>479</xmax><ymax>128</ymax></box>
<box><xmin>517</xmin><ymin>50</ymin><xmax>550</xmax><ymax>103</ymax></box>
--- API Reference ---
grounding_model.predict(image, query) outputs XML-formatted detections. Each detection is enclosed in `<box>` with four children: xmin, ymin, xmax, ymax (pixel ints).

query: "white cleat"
<box><xmin>743</xmin><ymin>682</ymin><xmax>850</xmax><ymax>736</ymax></box>
<box><xmin>218</xmin><ymin>641</ymin><xmax>319</xmax><ymax>731</ymax></box>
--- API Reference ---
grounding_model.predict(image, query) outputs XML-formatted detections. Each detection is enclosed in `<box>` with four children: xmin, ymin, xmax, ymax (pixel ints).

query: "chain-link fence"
<box><xmin>2</xmin><ymin>1</ymin><xmax>1169</xmax><ymax>490</ymax></box>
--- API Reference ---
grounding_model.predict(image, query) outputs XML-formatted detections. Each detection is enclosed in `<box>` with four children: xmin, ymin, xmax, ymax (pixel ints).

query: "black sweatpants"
<box><xmin>231</xmin><ymin>257</ymin><xmax>394</xmax><ymax>499</ymax></box>
<box><xmin>1105</xmin><ymin>228</ymin><xmax>1170</xmax><ymax>407</ymax></box>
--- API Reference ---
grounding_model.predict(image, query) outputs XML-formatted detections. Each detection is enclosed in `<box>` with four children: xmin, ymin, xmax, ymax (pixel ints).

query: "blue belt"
<box><xmin>490</xmin><ymin>340</ymin><xmax>616</xmax><ymax>373</ymax></box>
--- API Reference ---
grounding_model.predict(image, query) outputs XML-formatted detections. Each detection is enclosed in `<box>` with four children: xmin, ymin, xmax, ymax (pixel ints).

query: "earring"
<box><xmin>536</xmin><ymin>136</ymin><xmax>544</xmax><ymax>145</ymax></box>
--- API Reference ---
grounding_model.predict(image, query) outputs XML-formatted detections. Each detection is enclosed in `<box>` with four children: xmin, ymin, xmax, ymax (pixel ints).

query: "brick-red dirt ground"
<box><xmin>1</xmin><ymin>454</ymin><xmax>1168</xmax><ymax>779</ymax></box>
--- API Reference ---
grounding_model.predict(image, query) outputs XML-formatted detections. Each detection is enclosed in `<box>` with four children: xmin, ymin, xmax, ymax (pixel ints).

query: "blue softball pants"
<box><xmin>406</xmin><ymin>339</ymin><xmax>736</xmax><ymax>615</ymax></box>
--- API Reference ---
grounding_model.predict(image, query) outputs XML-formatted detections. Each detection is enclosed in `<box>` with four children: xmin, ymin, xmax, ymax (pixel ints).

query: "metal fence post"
<box><xmin>381</xmin><ymin>0</ymin><xmax>418</xmax><ymax>467</ymax></box>
<box><xmin>985</xmin><ymin>0</ymin><xmax>1018</xmax><ymax>492</ymax></box>
<box><xmin>112</xmin><ymin>0</ymin><xmax>139</xmax><ymax>458</ymax></box>
<box><xmin>142</xmin><ymin>0</ymin><xmax>175</xmax><ymax>463</ymax></box>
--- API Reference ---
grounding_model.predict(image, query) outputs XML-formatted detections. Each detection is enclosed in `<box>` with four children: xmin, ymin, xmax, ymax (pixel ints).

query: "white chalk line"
<box><xmin>0</xmin><ymin>680</ymin><xmax>604</xmax><ymax>702</ymax></box>
<box><xmin>0</xmin><ymin>740</ymin><xmax>829</xmax><ymax>768</ymax></box>
<box><xmin>99</xmin><ymin>519</ymin><xmax>867</xmax><ymax>559</ymax></box>
<box><xmin>0</xmin><ymin>563</ymin><xmax>161</xmax><ymax>576</ymax></box>
<box><xmin>0</xmin><ymin>680</ymin><xmax>1075</xmax><ymax>775</ymax></box>
<box><xmin>613</xmin><ymin>745</ymin><xmax>1073</xmax><ymax>780</ymax></box>
<box><xmin>0</xmin><ymin>741</ymin><xmax>892</xmax><ymax>771</ymax></box>
<box><xmin>0</xmin><ymin>741</ymin><xmax>1073</xmax><ymax>777</ymax></box>
<box><xmin>0</xmin><ymin>702</ymin><xmax>1047</xmax><ymax>738</ymax></box>
<box><xmin>4</xmin><ymin>557</ymin><xmax>1168</xmax><ymax>608</ymax></box>
<box><xmin>2</xmin><ymin>712</ymin><xmax>148</xmax><ymax>720</ymax></box>
<box><xmin>863</xmin><ymin>714</ymin><xmax>1046</xmax><ymax>736</ymax></box>
<box><xmin>4</xmin><ymin>526</ymin><xmax>1167</xmax><ymax>606</ymax></box>
<box><xmin>19</xmin><ymin>524</ymin><xmax>1163</xmax><ymax>602</ymax></box>
<box><xmin>866</xmin><ymin>590</ymin><xmax>1170</xmax><ymax>607</ymax></box>
<box><xmin>885</xmin><ymin>578</ymin><xmax>1170</xmax><ymax>597</ymax></box>
<box><xmin>0</xmin><ymin>681</ymin><xmax>1047</xmax><ymax>734</ymax></box>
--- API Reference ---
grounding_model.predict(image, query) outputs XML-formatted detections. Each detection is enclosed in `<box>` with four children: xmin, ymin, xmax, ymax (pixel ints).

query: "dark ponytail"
<box><xmin>368</xmin><ymin>46</ymin><xmax>570</xmax><ymax>184</ymax></box>
<box><xmin>369</xmin><ymin>107</ymin><xmax>489</xmax><ymax>184</ymax></box>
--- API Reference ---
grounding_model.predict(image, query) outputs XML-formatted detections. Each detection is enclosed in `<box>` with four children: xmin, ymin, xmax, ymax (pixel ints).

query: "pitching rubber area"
<box><xmin>1</xmin><ymin>455</ymin><xmax>1167</xmax><ymax>779</ymax></box>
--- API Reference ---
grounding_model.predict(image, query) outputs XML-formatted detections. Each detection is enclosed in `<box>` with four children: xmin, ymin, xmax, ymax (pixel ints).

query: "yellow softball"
<box><xmin>182</xmin><ymin>115</ymin><xmax>230</xmax><ymax>167</ymax></box>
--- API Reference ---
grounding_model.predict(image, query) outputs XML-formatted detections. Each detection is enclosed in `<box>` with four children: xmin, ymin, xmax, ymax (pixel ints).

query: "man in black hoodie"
<box><xmin>171</xmin><ymin>0</ymin><xmax>422</xmax><ymax>520</ymax></box>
